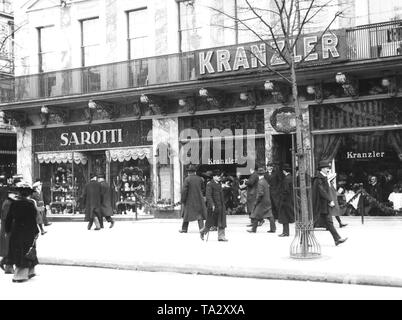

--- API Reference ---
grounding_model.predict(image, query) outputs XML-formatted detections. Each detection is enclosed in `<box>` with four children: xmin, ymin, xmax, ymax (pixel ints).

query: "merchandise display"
<box><xmin>50</xmin><ymin>166</ymin><xmax>77</xmax><ymax>214</ymax></box>
<box><xmin>114</xmin><ymin>167</ymin><xmax>146</xmax><ymax>215</ymax></box>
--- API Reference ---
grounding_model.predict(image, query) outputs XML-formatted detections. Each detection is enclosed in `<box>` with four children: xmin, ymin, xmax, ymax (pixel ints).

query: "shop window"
<box><xmin>314</xmin><ymin>130</ymin><xmax>402</xmax><ymax>216</ymax></box>
<box><xmin>111</xmin><ymin>158</ymin><xmax>151</xmax><ymax>216</ymax></box>
<box><xmin>38</xmin><ymin>153</ymin><xmax>88</xmax><ymax>215</ymax></box>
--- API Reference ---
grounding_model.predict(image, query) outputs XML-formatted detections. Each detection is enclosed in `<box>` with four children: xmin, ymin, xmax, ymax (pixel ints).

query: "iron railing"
<box><xmin>1</xmin><ymin>20</ymin><xmax>402</xmax><ymax>104</ymax></box>
<box><xmin>347</xmin><ymin>20</ymin><xmax>402</xmax><ymax>60</ymax></box>
<box><xmin>0</xmin><ymin>52</ymin><xmax>196</xmax><ymax>103</ymax></box>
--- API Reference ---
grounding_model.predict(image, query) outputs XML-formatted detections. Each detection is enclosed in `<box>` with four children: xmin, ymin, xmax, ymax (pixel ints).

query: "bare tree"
<box><xmin>207</xmin><ymin>0</ymin><xmax>350</xmax><ymax>258</ymax></box>
<box><xmin>0</xmin><ymin>21</ymin><xmax>25</xmax><ymax>74</ymax></box>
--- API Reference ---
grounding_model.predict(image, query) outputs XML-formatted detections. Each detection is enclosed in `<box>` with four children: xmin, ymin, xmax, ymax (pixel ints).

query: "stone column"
<box><xmin>152</xmin><ymin>118</ymin><xmax>181</xmax><ymax>204</ymax></box>
<box><xmin>16</xmin><ymin>127</ymin><xmax>33</xmax><ymax>184</ymax></box>
<box><xmin>264</xmin><ymin>107</ymin><xmax>276</xmax><ymax>164</ymax></box>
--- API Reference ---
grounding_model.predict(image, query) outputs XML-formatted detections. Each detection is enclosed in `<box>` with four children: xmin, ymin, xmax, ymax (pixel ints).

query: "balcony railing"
<box><xmin>0</xmin><ymin>52</ymin><xmax>196</xmax><ymax>103</ymax></box>
<box><xmin>1</xmin><ymin>20</ymin><xmax>402</xmax><ymax>104</ymax></box>
<box><xmin>347</xmin><ymin>20</ymin><xmax>402</xmax><ymax>60</ymax></box>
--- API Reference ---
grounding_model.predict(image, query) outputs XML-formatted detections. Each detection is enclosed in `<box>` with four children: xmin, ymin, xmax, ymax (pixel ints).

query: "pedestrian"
<box><xmin>277</xmin><ymin>164</ymin><xmax>295</xmax><ymax>237</ymax></box>
<box><xmin>0</xmin><ymin>187</ymin><xmax>18</xmax><ymax>274</ymax></box>
<box><xmin>82</xmin><ymin>174</ymin><xmax>102</xmax><ymax>231</ymax></box>
<box><xmin>264</xmin><ymin>162</ymin><xmax>282</xmax><ymax>221</ymax></box>
<box><xmin>5</xmin><ymin>181</ymin><xmax>40</xmax><ymax>283</ymax></box>
<box><xmin>98</xmin><ymin>174</ymin><xmax>115</xmax><ymax>229</ymax></box>
<box><xmin>201</xmin><ymin>170</ymin><xmax>218</xmax><ymax>231</ymax></box>
<box><xmin>179</xmin><ymin>165</ymin><xmax>207</xmax><ymax>234</ymax></box>
<box><xmin>312</xmin><ymin>161</ymin><xmax>348</xmax><ymax>246</ymax></box>
<box><xmin>245</xmin><ymin>167</ymin><xmax>260</xmax><ymax>226</ymax></box>
<box><xmin>247</xmin><ymin>167</ymin><xmax>276</xmax><ymax>233</ymax></box>
<box><xmin>328</xmin><ymin>173</ymin><xmax>348</xmax><ymax>228</ymax></box>
<box><xmin>31</xmin><ymin>180</ymin><xmax>47</xmax><ymax>235</ymax></box>
<box><xmin>222</xmin><ymin>175</ymin><xmax>234</xmax><ymax>215</ymax></box>
<box><xmin>201</xmin><ymin>170</ymin><xmax>228</xmax><ymax>241</ymax></box>
<box><xmin>34</xmin><ymin>179</ymin><xmax>51</xmax><ymax>227</ymax></box>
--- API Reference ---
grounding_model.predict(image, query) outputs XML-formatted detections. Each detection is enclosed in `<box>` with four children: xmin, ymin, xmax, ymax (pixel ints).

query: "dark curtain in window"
<box><xmin>314</xmin><ymin>134</ymin><xmax>343</xmax><ymax>167</ymax></box>
<box><xmin>388</xmin><ymin>132</ymin><xmax>402</xmax><ymax>161</ymax></box>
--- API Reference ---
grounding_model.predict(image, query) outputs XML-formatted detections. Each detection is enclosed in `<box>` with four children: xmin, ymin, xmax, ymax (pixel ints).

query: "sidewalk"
<box><xmin>37</xmin><ymin>216</ymin><xmax>402</xmax><ymax>288</ymax></box>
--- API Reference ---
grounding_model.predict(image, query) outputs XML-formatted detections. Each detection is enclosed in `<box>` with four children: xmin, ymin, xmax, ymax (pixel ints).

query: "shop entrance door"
<box><xmin>272</xmin><ymin>134</ymin><xmax>293</xmax><ymax>166</ymax></box>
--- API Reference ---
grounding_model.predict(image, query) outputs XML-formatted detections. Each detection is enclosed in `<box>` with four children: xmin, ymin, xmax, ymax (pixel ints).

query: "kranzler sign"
<box><xmin>196</xmin><ymin>30</ymin><xmax>347</xmax><ymax>78</ymax></box>
<box><xmin>33</xmin><ymin>120</ymin><xmax>152</xmax><ymax>152</ymax></box>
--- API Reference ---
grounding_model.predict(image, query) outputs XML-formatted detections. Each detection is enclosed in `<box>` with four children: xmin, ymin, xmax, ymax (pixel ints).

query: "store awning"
<box><xmin>37</xmin><ymin>152</ymin><xmax>88</xmax><ymax>165</ymax></box>
<box><xmin>110</xmin><ymin>148</ymin><xmax>151</xmax><ymax>162</ymax></box>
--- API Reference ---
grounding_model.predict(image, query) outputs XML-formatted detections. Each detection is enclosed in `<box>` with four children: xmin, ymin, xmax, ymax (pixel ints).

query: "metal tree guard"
<box><xmin>290</xmin><ymin>134</ymin><xmax>321</xmax><ymax>259</ymax></box>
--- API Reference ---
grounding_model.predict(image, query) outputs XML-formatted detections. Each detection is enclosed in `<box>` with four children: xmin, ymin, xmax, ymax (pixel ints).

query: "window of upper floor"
<box><xmin>0</xmin><ymin>0</ymin><xmax>12</xmax><ymax>15</ymax></box>
<box><xmin>38</xmin><ymin>25</ymin><xmax>56</xmax><ymax>73</ymax></box>
<box><xmin>177</xmin><ymin>0</ymin><xmax>275</xmax><ymax>52</ymax></box>
<box><xmin>81</xmin><ymin>17</ymin><xmax>100</xmax><ymax>67</ymax></box>
<box><xmin>356</xmin><ymin>0</ymin><xmax>402</xmax><ymax>25</ymax></box>
<box><xmin>127</xmin><ymin>7</ymin><xmax>149</xmax><ymax>60</ymax></box>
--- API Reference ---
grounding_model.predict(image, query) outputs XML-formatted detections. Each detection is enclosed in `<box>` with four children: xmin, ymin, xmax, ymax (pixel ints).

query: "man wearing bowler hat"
<box><xmin>98</xmin><ymin>174</ymin><xmax>115</xmax><ymax>229</ymax></box>
<box><xmin>179</xmin><ymin>165</ymin><xmax>206</xmax><ymax>234</ymax></box>
<box><xmin>265</xmin><ymin>161</ymin><xmax>282</xmax><ymax>220</ymax></box>
<box><xmin>201</xmin><ymin>169</ymin><xmax>228</xmax><ymax>241</ymax></box>
<box><xmin>312</xmin><ymin>160</ymin><xmax>347</xmax><ymax>246</ymax></box>
<box><xmin>277</xmin><ymin>164</ymin><xmax>295</xmax><ymax>237</ymax></box>
<box><xmin>247</xmin><ymin>167</ymin><xmax>276</xmax><ymax>233</ymax></box>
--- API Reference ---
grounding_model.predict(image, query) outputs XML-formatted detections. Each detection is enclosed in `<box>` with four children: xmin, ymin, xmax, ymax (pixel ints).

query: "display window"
<box><xmin>38</xmin><ymin>152</ymin><xmax>88</xmax><ymax>214</ymax></box>
<box><xmin>314</xmin><ymin>129</ymin><xmax>402</xmax><ymax>216</ymax></box>
<box><xmin>111</xmin><ymin>158</ymin><xmax>151</xmax><ymax>215</ymax></box>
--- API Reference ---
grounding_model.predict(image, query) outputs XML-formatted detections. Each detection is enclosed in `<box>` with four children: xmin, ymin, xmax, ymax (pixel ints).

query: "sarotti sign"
<box><xmin>196</xmin><ymin>30</ymin><xmax>347</xmax><ymax>77</ymax></box>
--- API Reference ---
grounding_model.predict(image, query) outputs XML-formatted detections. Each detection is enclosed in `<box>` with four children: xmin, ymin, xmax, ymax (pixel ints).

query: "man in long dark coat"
<box><xmin>201</xmin><ymin>170</ymin><xmax>228</xmax><ymax>241</ymax></box>
<box><xmin>246</xmin><ymin>167</ymin><xmax>259</xmax><ymax>215</ymax></box>
<box><xmin>277</xmin><ymin>164</ymin><xmax>295</xmax><ymax>237</ymax></box>
<box><xmin>179</xmin><ymin>165</ymin><xmax>207</xmax><ymax>233</ymax></box>
<box><xmin>246</xmin><ymin>167</ymin><xmax>260</xmax><ymax>228</ymax></box>
<box><xmin>82</xmin><ymin>174</ymin><xmax>102</xmax><ymax>231</ymax></box>
<box><xmin>98</xmin><ymin>174</ymin><xmax>115</xmax><ymax>229</ymax></box>
<box><xmin>0</xmin><ymin>187</ymin><xmax>17</xmax><ymax>274</ymax></box>
<box><xmin>247</xmin><ymin>167</ymin><xmax>275</xmax><ymax>233</ymax></box>
<box><xmin>265</xmin><ymin>162</ymin><xmax>282</xmax><ymax>220</ymax></box>
<box><xmin>312</xmin><ymin>160</ymin><xmax>347</xmax><ymax>246</ymax></box>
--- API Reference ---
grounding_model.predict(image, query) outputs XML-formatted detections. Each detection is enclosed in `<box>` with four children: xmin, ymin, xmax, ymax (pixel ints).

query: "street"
<box><xmin>31</xmin><ymin>215</ymin><xmax>402</xmax><ymax>288</ymax></box>
<box><xmin>0</xmin><ymin>265</ymin><xmax>401</xmax><ymax>300</ymax></box>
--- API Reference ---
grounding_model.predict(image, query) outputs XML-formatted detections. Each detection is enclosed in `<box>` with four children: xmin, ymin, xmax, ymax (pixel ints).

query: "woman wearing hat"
<box><xmin>0</xmin><ymin>187</ymin><xmax>18</xmax><ymax>274</ymax></box>
<box><xmin>5</xmin><ymin>181</ymin><xmax>40</xmax><ymax>282</ymax></box>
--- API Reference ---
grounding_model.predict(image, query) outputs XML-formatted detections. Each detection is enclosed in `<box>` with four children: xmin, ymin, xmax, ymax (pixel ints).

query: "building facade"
<box><xmin>1</xmin><ymin>0</ymin><xmax>402</xmax><ymax>216</ymax></box>
<box><xmin>0</xmin><ymin>0</ymin><xmax>15</xmax><ymax>182</ymax></box>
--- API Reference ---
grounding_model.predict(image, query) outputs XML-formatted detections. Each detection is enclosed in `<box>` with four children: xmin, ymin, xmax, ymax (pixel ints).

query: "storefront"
<box><xmin>0</xmin><ymin>131</ymin><xmax>17</xmax><ymax>182</ymax></box>
<box><xmin>178</xmin><ymin>110</ymin><xmax>266</xmax><ymax>178</ymax></box>
<box><xmin>311</xmin><ymin>98</ymin><xmax>402</xmax><ymax>215</ymax></box>
<box><xmin>32</xmin><ymin>120</ymin><xmax>153</xmax><ymax>215</ymax></box>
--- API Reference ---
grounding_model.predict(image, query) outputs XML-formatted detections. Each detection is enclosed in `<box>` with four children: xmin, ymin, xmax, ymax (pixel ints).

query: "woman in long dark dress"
<box><xmin>5</xmin><ymin>182</ymin><xmax>40</xmax><ymax>283</ymax></box>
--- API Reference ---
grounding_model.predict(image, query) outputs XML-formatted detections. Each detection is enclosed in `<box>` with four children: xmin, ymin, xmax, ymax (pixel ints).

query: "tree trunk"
<box><xmin>290</xmin><ymin>57</ymin><xmax>309</xmax><ymax>224</ymax></box>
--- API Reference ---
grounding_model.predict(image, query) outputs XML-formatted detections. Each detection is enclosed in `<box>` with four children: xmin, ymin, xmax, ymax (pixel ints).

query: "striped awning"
<box><xmin>37</xmin><ymin>152</ymin><xmax>88</xmax><ymax>165</ymax></box>
<box><xmin>109</xmin><ymin>148</ymin><xmax>151</xmax><ymax>162</ymax></box>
